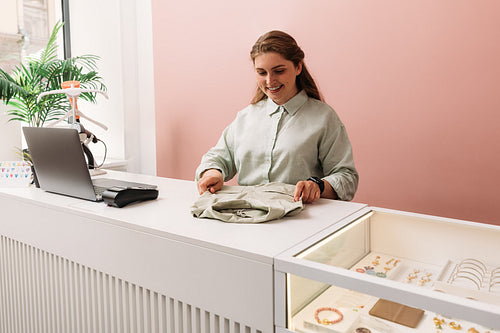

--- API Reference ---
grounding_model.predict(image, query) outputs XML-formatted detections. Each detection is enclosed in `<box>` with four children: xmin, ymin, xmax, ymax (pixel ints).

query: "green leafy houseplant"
<box><xmin>0</xmin><ymin>21</ymin><xmax>106</xmax><ymax>127</ymax></box>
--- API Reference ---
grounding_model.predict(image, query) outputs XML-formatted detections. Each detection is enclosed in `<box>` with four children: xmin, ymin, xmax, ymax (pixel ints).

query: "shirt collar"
<box><xmin>266</xmin><ymin>90</ymin><xmax>308</xmax><ymax>116</ymax></box>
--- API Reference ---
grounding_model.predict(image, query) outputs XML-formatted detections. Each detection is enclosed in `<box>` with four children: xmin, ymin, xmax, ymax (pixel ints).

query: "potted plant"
<box><xmin>0</xmin><ymin>21</ymin><xmax>107</xmax><ymax>128</ymax></box>
<box><xmin>1</xmin><ymin>21</ymin><xmax>107</xmax><ymax>186</ymax></box>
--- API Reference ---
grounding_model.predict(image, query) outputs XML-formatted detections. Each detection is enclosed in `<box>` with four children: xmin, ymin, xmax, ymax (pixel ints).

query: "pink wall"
<box><xmin>152</xmin><ymin>1</ymin><xmax>500</xmax><ymax>225</ymax></box>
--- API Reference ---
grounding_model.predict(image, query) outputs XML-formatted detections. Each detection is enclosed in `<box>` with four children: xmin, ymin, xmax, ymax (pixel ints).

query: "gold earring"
<box><xmin>433</xmin><ymin>317</ymin><xmax>445</xmax><ymax>329</ymax></box>
<box><xmin>418</xmin><ymin>276</ymin><xmax>431</xmax><ymax>286</ymax></box>
<box><xmin>406</xmin><ymin>273</ymin><xmax>418</xmax><ymax>283</ymax></box>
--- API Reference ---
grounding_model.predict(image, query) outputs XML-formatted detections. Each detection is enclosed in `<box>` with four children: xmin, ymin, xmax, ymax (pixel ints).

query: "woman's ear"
<box><xmin>296</xmin><ymin>62</ymin><xmax>303</xmax><ymax>76</ymax></box>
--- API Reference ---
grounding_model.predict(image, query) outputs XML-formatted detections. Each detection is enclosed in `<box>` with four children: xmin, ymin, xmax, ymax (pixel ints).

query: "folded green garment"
<box><xmin>191</xmin><ymin>182</ymin><xmax>304</xmax><ymax>223</ymax></box>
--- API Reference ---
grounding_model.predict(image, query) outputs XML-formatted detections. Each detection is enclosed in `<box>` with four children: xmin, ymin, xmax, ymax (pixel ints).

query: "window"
<box><xmin>0</xmin><ymin>0</ymin><xmax>65</xmax><ymax>73</ymax></box>
<box><xmin>0</xmin><ymin>0</ymin><xmax>156</xmax><ymax>174</ymax></box>
<box><xmin>0</xmin><ymin>0</ymin><xmax>64</xmax><ymax>161</ymax></box>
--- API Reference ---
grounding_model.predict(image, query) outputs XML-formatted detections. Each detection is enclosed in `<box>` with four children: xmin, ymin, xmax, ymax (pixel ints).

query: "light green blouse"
<box><xmin>196</xmin><ymin>90</ymin><xmax>359</xmax><ymax>201</ymax></box>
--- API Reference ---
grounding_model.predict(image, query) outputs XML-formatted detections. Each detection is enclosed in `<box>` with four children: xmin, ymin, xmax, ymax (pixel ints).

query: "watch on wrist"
<box><xmin>307</xmin><ymin>176</ymin><xmax>325</xmax><ymax>194</ymax></box>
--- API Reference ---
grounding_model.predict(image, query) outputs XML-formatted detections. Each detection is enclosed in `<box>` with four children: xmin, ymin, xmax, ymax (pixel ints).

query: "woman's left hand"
<box><xmin>294</xmin><ymin>180</ymin><xmax>321</xmax><ymax>203</ymax></box>
<box><xmin>294</xmin><ymin>179</ymin><xmax>337</xmax><ymax>203</ymax></box>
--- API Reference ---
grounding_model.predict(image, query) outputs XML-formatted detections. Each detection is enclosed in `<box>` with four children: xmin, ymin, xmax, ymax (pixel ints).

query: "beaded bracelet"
<box><xmin>314</xmin><ymin>307</ymin><xmax>343</xmax><ymax>325</ymax></box>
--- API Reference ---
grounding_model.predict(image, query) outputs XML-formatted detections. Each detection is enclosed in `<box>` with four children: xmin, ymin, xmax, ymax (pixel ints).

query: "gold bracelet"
<box><xmin>453</xmin><ymin>269</ymin><xmax>483</xmax><ymax>285</ymax></box>
<box><xmin>453</xmin><ymin>273</ymin><xmax>481</xmax><ymax>290</ymax></box>
<box><xmin>489</xmin><ymin>274</ymin><xmax>500</xmax><ymax>283</ymax></box>
<box><xmin>489</xmin><ymin>280</ymin><xmax>500</xmax><ymax>292</ymax></box>
<box><xmin>457</xmin><ymin>265</ymin><xmax>485</xmax><ymax>280</ymax></box>
<box><xmin>458</xmin><ymin>261</ymin><xmax>486</xmax><ymax>278</ymax></box>
<box><xmin>460</xmin><ymin>258</ymin><xmax>487</xmax><ymax>274</ymax></box>
<box><xmin>490</xmin><ymin>267</ymin><xmax>500</xmax><ymax>279</ymax></box>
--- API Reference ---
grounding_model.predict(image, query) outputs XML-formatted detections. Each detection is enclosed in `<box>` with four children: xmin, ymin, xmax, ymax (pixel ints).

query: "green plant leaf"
<box><xmin>0</xmin><ymin>69</ymin><xmax>28</xmax><ymax>102</ymax></box>
<box><xmin>1</xmin><ymin>20</ymin><xmax>107</xmax><ymax>127</ymax></box>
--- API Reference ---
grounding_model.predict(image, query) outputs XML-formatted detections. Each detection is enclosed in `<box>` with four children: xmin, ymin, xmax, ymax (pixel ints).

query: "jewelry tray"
<box><xmin>291</xmin><ymin>252</ymin><xmax>499</xmax><ymax>333</ymax></box>
<box><xmin>433</xmin><ymin>259</ymin><xmax>500</xmax><ymax>306</ymax></box>
<box><xmin>350</xmin><ymin>253</ymin><xmax>442</xmax><ymax>289</ymax></box>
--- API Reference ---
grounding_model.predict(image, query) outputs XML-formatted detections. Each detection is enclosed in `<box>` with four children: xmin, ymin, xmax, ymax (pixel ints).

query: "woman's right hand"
<box><xmin>197</xmin><ymin>169</ymin><xmax>224</xmax><ymax>194</ymax></box>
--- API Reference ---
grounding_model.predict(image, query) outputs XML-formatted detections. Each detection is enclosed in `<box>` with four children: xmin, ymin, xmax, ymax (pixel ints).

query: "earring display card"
<box><xmin>0</xmin><ymin>161</ymin><xmax>32</xmax><ymax>188</ymax></box>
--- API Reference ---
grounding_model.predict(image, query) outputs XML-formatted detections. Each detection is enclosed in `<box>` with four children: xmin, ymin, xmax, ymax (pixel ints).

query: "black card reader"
<box><xmin>102</xmin><ymin>186</ymin><xmax>159</xmax><ymax>207</ymax></box>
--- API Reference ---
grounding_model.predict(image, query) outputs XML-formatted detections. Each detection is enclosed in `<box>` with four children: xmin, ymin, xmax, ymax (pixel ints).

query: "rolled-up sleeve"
<box><xmin>319</xmin><ymin>119</ymin><xmax>359</xmax><ymax>201</ymax></box>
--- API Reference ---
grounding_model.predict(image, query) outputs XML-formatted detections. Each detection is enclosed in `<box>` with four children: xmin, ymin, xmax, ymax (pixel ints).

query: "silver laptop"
<box><xmin>23</xmin><ymin>126</ymin><xmax>157</xmax><ymax>201</ymax></box>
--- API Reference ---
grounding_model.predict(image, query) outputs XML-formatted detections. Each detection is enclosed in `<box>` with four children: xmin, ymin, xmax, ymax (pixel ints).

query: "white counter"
<box><xmin>0</xmin><ymin>171</ymin><xmax>365</xmax><ymax>333</ymax></box>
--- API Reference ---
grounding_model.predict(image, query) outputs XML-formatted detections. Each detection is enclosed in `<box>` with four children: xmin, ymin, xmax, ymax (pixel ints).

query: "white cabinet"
<box><xmin>0</xmin><ymin>171</ymin><xmax>366</xmax><ymax>333</ymax></box>
<box><xmin>275</xmin><ymin>207</ymin><xmax>500</xmax><ymax>333</ymax></box>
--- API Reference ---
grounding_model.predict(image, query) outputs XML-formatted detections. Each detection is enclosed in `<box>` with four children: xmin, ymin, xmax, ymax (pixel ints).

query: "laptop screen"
<box><xmin>23</xmin><ymin>127</ymin><xmax>98</xmax><ymax>201</ymax></box>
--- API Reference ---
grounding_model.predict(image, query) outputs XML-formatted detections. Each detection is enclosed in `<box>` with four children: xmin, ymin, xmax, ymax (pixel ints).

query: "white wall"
<box><xmin>69</xmin><ymin>0</ymin><xmax>156</xmax><ymax>175</ymax></box>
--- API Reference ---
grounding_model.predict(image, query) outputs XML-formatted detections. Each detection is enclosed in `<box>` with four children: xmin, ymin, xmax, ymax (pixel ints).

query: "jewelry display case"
<box><xmin>274</xmin><ymin>207</ymin><xmax>500</xmax><ymax>333</ymax></box>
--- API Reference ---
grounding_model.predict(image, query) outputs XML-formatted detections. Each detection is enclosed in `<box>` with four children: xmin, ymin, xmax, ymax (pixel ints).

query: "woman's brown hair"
<box><xmin>250</xmin><ymin>30</ymin><xmax>323</xmax><ymax>104</ymax></box>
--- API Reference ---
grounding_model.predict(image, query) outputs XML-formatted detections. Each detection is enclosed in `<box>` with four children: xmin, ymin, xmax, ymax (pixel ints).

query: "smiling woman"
<box><xmin>253</xmin><ymin>52</ymin><xmax>302</xmax><ymax>106</ymax></box>
<box><xmin>195</xmin><ymin>30</ymin><xmax>359</xmax><ymax>205</ymax></box>
<box><xmin>250</xmin><ymin>30</ymin><xmax>322</xmax><ymax>104</ymax></box>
